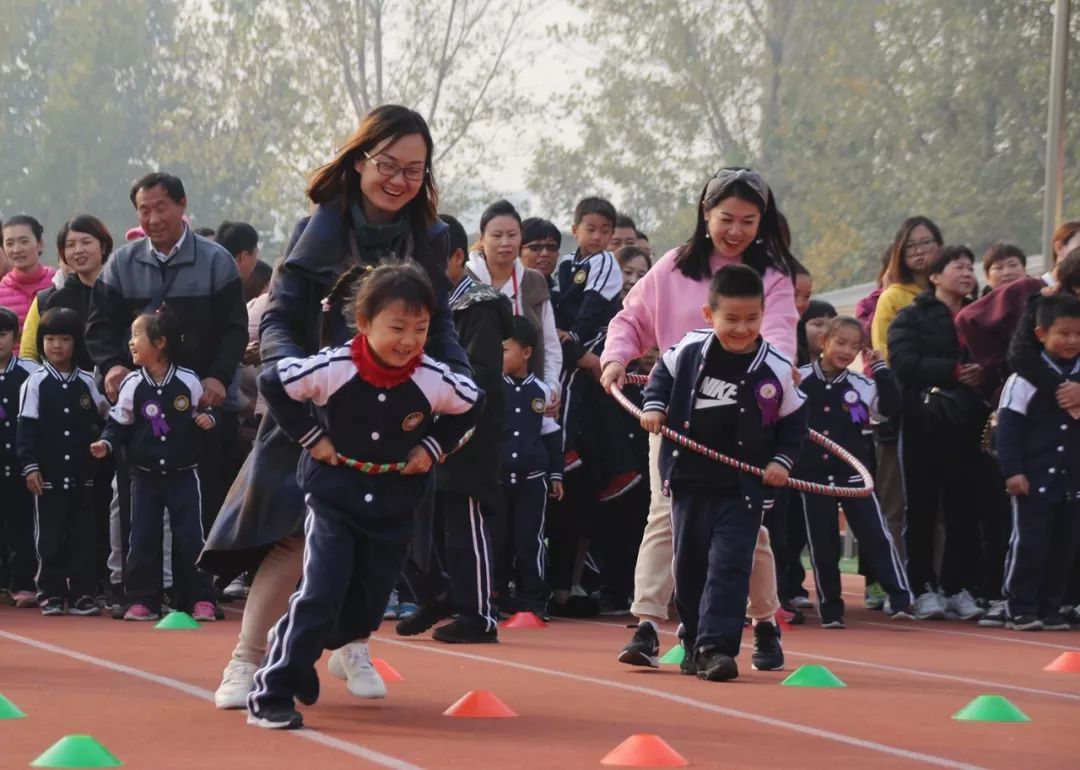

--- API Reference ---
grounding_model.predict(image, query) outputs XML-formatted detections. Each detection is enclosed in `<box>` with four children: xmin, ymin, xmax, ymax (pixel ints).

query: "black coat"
<box><xmin>36</xmin><ymin>274</ymin><xmax>94</xmax><ymax>371</ymax></box>
<box><xmin>198</xmin><ymin>204</ymin><xmax>469</xmax><ymax>581</ymax></box>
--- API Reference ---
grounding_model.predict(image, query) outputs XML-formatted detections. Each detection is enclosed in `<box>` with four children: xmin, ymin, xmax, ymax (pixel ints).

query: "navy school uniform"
<box><xmin>794</xmin><ymin>360</ymin><xmax>913</xmax><ymax>622</ymax></box>
<box><xmin>249</xmin><ymin>343</ymin><xmax>482</xmax><ymax>715</ymax></box>
<box><xmin>644</xmin><ymin>332</ymin><xmax>807</xmax><ymax>659</ymax></box>
<box><xmin>99</xmin><ymin>365</ymin><xmax>215</xmax><ymax>611</ymax></box>
<box><xmin>1</xmin><ymin>356</ymin><xmax>40</xmax><ymax>592</ymax></box>
<box><xmin>997</xmin><ymin>354</ymin><xmax>1080</xmax><ymax>620</ymax></box>
<box><xmin>16</xmin><ymin>363</ymin><xmax>107</xmax><ymax>602</ymax></box>
<box><xmin>498</xmin><ymin>374</ymin><xmax>562</xmax><ymax>613</ymax></box>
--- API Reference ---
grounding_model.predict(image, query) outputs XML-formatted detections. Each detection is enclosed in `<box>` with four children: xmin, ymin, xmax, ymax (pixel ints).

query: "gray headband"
<box><xmin>704</xmin><ymin>168</ymin><xmax>770</xmax><ymax>210</ymax></box>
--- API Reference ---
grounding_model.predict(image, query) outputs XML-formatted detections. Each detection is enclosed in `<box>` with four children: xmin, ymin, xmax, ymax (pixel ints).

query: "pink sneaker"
<box><xmin>193</xmin><ymin>601</ymin><xmax>217</xmax><ymax>622</ymax></box>
<box><xmin>124</xmin><ymin>603</ymin><xmax>160</xmax><ymax>621</ymax></box>
<box><xmin>11</xmin><ymin>590</ymin><xmax>38</xmax><ymax>608</ymax></box>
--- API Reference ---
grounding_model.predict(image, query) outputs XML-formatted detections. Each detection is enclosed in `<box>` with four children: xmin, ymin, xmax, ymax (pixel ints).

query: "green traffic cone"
<box><xmin>952</xmin><ymin>694</ymin><xmax>1030</xmax><ymax>723</ymax></box>
<box><xmin>0</xmin><ymin>693</ymin><xmax>26</xmax><ymax>719</ymax></box>
<box><xmin>154</xmin><ymin>611</ymin><xmax>199</xmax><ymax>630</ymax></box>
<box><xmin>659</xmin><ymin>644</ymin><xmax>685</xmax><ymax>665</ymax></box>
<box><xmin>31</xmin><ymin>735</ymin><xmax>123</xmax><ymax>767</ymax></box>
<box><xmin>780</xmin><ymin>665</ymin><xmax>846</xmax><ymax>688</ymax></box>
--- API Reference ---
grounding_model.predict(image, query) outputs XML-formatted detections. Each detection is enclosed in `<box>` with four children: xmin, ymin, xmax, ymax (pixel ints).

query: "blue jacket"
<box><xmin>997</xmin><ymin>353</ymin><xmax>1080</xmax><ymax>502</ymax></box>
<box><xmin>643</xmin><ymin>330</ymin><xmax>807</xmax><ymax>501</ymax></box>
<box><xmin>1</xmin><ymin>356</ymin><xmax>38</xmax><ymax>475</ymax></box>
<box><xmin>555</xmin><ymin>250</ymin><xmax>622</xmax><ymax>366</ymax></box>
<box><xmin>502</xmin><ymin>373</ymin><xmax>562</xmax><ymax>482</ymax></box>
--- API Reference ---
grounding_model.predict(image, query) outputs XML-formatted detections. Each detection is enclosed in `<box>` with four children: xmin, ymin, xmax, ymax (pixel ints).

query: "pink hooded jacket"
<box><xmin>601</xmin><ymin>247</ymin><xmax>798</xmax><ymax>366</ymax></box>
<box><xmin>0</xmin><ymin>264</ymin><xmax>57</xmax><ymax>328</ymax></box>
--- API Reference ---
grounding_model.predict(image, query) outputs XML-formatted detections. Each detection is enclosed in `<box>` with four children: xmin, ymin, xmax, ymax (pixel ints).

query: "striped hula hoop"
<box><xmin>335</xmin><ymin>454</ymin><xmax>408</xmax><ymax>474</ymax></box>
<box><xmin>611</xmin><ymin>374</ymin><xmax>874</xmax><ymax>498</ymax></box>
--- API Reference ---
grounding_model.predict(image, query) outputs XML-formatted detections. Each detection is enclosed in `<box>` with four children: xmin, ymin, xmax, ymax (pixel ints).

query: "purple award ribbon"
<box><xmin>141</xmin><ymin>400</ymin><xmax>171</xmax><ymax>438</ymax></box>
<box><xmin>843</xmin><ymin>387</ymin><xmax>868</xmax><ymax>424</ymax></box>
<box><xmin>755</xmin><ymin>378</ymin><xmax>781</xmax><ymax>426</ymax></box>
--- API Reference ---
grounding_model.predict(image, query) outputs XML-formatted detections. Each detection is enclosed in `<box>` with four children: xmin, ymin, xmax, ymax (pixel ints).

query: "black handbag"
<box><xmin>920</xmin><ymin>385</ymin><xmax>989</xmax><ymax>431</ymax></box>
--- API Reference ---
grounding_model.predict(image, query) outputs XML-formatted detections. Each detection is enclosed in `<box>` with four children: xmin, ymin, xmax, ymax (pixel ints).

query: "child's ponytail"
<box><xmin>320</xmin><ymin>263</ymin><xmax>375</xmax><ymax>347</ymax></box>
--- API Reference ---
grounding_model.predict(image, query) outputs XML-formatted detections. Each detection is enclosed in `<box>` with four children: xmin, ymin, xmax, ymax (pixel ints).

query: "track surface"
<box><xmin>1</xmin><ymin>574</ymin><xmax>1077</xmax><ymax>769</ymax></box>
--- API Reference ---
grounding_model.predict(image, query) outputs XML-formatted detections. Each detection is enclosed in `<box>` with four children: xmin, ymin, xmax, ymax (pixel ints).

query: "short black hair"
<box><xmin>982</xmin><ymin>242</ymin><xmax>1027</xmax><ymax>275</ymax></box>
<box><xmin>508</xmin><ymin>315</ymin><xmax>539</xmax><ymax>351</ymax></box>
<box><xmin>1036</xmin><ymin>293</ymin><xmax>1080</xmax><ymax>330</ymax></box>
<box><xmin>0</xmin><ymin>307</ymin><xmax>19</xmax><ymax>336</ymax></box>
<box><xmin>38</xmin><ymin>307</ymin><xmax>83</xmax><ymax>357</ymax></box>
<box><xmin>573</xmin><ymin>196</ymin><xmax>616</xmax><ymax>227</ymax></box>
<box><xmin>215</xmin><ymin>221</ymin><xmax>259</xmax><ymax>258</ymax></box>
<box><xmin>439</xmin><ymin>214</ymin><xmax>468</xmax><ymax>256</ymax></box>
<box><xmin>479</xmin><ymin>199</ymin><xmax>522</xmax><ymax>234</ymax></box>
<box><xmin>822</xmin><ymin>316</ymin><xmax>865</xmax><ymax>343</ymax></box>
<box><xmin>194</xmin><ymin>226</ymin><xmax>216</xmax><ymax>238</ymax></box>
<box><xmin>130</xmin><ymin>172</ymin><xmax>186</xmax><ymax>207</ymax></box>
<box><xmin>350</xmin><ymin>260</ymin><xmax>436</xmax><ymax>323</ymax></box>
<box><xmin>708</xmin><ymin>264</ymin><xmax>764</xmax><ymax>306</ymax></box>
<box><xmin>615</xmin><ymin>213</ymin><xmax>637</xmax><ymax>231</ymax></box>
<box><xmin>2</xmin><ymin>214</ymin><xmax>44</xmax><ymax>241</ymax></box>
<box><xmin>928</xmin><ymin>244</ymin><xmax>975</xmax><ymax>276</ymax></box>
<box><xmin>521</xmin><ymin>217</ymin><xmax>561</xmax><ymax>247</ymax></box>
<box><xmin>135</xmin><ymin>304</ymin><xmax>184</xmax><ymax>362</ymax></box>
<box><xmin>802</xmin><ymin>299</ymin><xmax>837</xmax><ymax>322</ymax></box>
<box><xmin>634</xmin><ymin>228</ymin><xmax>648</xmax><ymax>241</ymax></box>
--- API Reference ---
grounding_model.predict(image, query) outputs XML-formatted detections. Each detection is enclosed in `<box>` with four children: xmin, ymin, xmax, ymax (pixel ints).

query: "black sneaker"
<box><xmin>751</xmin><ymin>621</ymin><xmax>784</xmax><ymax>671</ymax></box>
<box><xmin>696</xmin><ymin>647</ymin><xmax>739</xmax><ymax>682</ymax></box>
<box><xmin>1007</xmin><ymin>614</ymin><xmax>1043</xmax><ymax>631</ymax></box>
<box><xmin>679</xmin><ymin>647</ymin><xmax>697</xmax><ymax>676</ymax></box>
<box><xmin>247</xmin><ymin>704</ymin><xmax>303</xmax><ymax>730</ymax></box>
<box><xmin>432</xmin><ymin>616</ymin><xmax>498</xmax><ymax>644</ymax></box>
<box><xmin>1042</xmin><ymin>614</ymin><xmax>1071</xmax><ymax>631</ymax></box>
<box><xmin>395</xmin><ymin>597</ymin><xmax>453</xmax><ymax>636</ymax></box>
<box><xmin>68</xmin><ymin>596</ymin><xmax>101</xmax><ymax>616</ymax></box>
<box><xmin>617</xmin><ymin>621</ymin><xmax>660</xmax><ymax>668</ymax></box>
<box><xmin>977</xmin><ymin>601</ymin><xmax>1007</xmax><ymax>627</ymax></box>
<box><xmin>41</xmin><ymin>597</ymin><xmax>65</xmax><ymax>616</ymax></box>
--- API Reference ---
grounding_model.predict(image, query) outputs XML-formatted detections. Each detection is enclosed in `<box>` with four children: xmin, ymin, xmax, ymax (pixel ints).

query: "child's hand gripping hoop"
<box><xmin>611</xmin><ymin>374</ymin><xmax>875</xmax><ymax>498</ymax></box>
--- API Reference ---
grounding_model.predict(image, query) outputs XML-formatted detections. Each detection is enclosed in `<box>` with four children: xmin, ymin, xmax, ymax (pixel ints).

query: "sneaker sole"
<box><xmin>750</xmin><ymin>661</ymin><xmax>785</xmax><ymax>672</ymax></box>
<box><xmin>1006</xmin><ymin>622</ymin><xmax>1044</xmax><ymax>631</ymax></box>
<box><xmin>977</xmin><ymin>618</ymin><xmax>1006</xmax><ymax>628</ymax></box>
<box><xmin>215</xmin><ymin>694</ymin><xmax>251</xmax><ymax>710</ymax></box>
<box><xmin>246</xmin><ymin>713</ymin><xmax>303</xmax><ymax>730</ymax></box>
<box><xmin>432</xmin><ymin>635</ymin><xmax>499</xmax><ymax>644</ymax></box>
<box><xmin>67</xmin><ymin>608</ymin><xmax>101</xmax><ymax>616</ymax></box>
<box><xmin>1042</xmin><ymin>623</ymin><xmax>1071</xmax><ymax>631</ymax></box>
<box><xmin>888</xmin><ymin>612</ymin><xmax>916</xmax><ymax>621</ymax></box>
<box><xmin>821</xmin><ymin>622</ymin><xmax>846</xmax><ymax>629</ymax></box>
<box><xmin>346</xmin><ymin>683</ymin><xmax>387</xmax><ymax>699</ymax></box>
<box><xmin>914</xmin><ymin>611</ymin><xmax>945</xmax><ymax>620</ymax></box>
<box><xmin>698</xmin><ymin>667</ymin><xmax>738</xmax><ymax>682</ymax></box>
<box><xmin>617</xmin><ymin>649</ymin><xmax>659</xmax><ymax>668</ymax></box>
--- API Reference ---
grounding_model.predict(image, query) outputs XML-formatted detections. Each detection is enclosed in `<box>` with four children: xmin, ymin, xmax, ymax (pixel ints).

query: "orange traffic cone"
<box><xmin>443</xmin><ymin>690</ymin><xmax>517</xmax><ymax>718</ymax></box>
<box><xmin>600</xmin><ymin>734</ymin><xmax>689</xmax><ymax>767</ymax></box>
<box><xmin>372</xmin><ymin>658</ymin><xmax>404</xmax><ymax>682</ymax></box>
<box><xmin>502</xmin><ymin>612</ymin><xmax>547</xmax><ymax>629</ymax></box>
<box><xmin>1044</xmin><ymin>651</ymin><xmax>1080</xmax><ymax>673</ymax></box>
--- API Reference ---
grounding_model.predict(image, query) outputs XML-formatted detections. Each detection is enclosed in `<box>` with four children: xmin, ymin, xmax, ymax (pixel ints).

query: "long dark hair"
<box><xmin>884</xmin><ymin>216</ymin><xmax>943</xmax><ymax>286</ymax></box>
<box><xmin>674</xmin><ymin>169</ymin><xmax>795</xmax><ymax>282</ymax></box>
<box><xmin>307</xmin><ymin>104</ymin><xmax>438</xmax><ymax>240</ymax></box>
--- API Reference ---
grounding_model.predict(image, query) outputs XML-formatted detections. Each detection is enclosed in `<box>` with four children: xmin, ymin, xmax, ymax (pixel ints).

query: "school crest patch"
<box><xmin>79</xmin><ymin>393</ymin><xmax>92</xmax><ymax>410</ymax></box>
<box><xmin>573</xmin><ymin>270</ymin><xmax>587</xmax><ymax>285</ymax></box>
<box><xmin>531</xmin><ymin>397</ymin><xmax>546</xmax><ymax>414</ymax></box>
<box><xmin>173</xmin><ymin>395</ymin><xmax>190</xmax><ymax>412</ymax></box>
<box><xmin>402</xmin><ymin>411</ymin><xmax>424</xmax><ymax>431</ymax></box>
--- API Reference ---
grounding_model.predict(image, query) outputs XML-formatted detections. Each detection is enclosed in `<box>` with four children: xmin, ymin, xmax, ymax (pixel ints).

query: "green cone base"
<box><xmin>780</xmin><ymin>665</ymin><xmax>846</xmax><ymax>688</ymax></box>
<box><xmin>154</xmin><ymin>611</ymin><xmax>199</xmax><ymax>630</ymax></box>
<box><xmin>659</xmin><ymin>644</ymin><xmax>685</xmax><ymax>665</ymax></box>
<box><xmin>952</xmin><ymin>694</ymin><xmax>1030</xmax><ymax>722</ymax></box>
<box><xmin>31</xmin><ymin>735</ymin><xmax>123</xmax><ymax>767</ymax></box>
<box><xmin>0</xmin><ymin>693</ymin><xmax>27</xmax><ymax>719</ymax></box>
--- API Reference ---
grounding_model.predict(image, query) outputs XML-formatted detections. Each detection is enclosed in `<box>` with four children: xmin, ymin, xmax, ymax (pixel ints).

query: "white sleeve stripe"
<box><xmin>422</xmin><ymin>435</ymin><xmax>443</xmax><ymax>458</ymax></box>
<box><xmin>998</xmin><ymin>374</ymin><xmax>1036</xmax><ymax>415</ymax></box>
<box><xmin>280</xmin><ymin>356</ymin><xmax>351</xmax><ymax>386</ymax></box>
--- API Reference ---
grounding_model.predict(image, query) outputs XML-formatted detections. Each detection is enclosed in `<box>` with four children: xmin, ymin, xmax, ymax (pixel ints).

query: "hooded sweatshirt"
<box><xmin>0</xmin><ymin>263</ymin><xmax>56</xmax><ymax>328</ymax></box>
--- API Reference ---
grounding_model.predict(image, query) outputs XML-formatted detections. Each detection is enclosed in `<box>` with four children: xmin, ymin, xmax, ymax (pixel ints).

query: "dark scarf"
<box><xmin>349</xmin><ymin>201</ymin><xmax>410</xmax><ymax>264</ymax></box>
<box><xmin>350</xmin><ymin>334</ymin><xmax>421</xmax><ymax>388</ymax></box>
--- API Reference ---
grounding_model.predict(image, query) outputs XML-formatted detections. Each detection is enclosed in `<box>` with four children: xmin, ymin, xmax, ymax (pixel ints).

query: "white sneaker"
<box><xmin>214</xmin><ymin>660</ymin><xmax>258</xmax><ymax>709</ymax></box>
<box><xmin>913</xmin><ymin>587</ymin><xmax>946</xmax><ymax>620</ymax></box>
<box><xmin>223</xmin><ymin>575</ymin><xmax>248</xmax><ymax>600</ymax></box>
<box><xmin>327</xmin><ymin>642</ymin><xmax>386</xmax><ymax>699</ymax></box>
<box><xmin>944</xmin><ymin>589</ymin><xmax>984</xmax><ymax>621</ymax></box>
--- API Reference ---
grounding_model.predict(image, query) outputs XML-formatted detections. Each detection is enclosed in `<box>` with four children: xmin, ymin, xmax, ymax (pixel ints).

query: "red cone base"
<box><xmin>502</xmin><ymin>611</ymin><xmax>547</xmax><ymax>629</ymax></box>
<box><xmin>443</xmin><ymin>690</ymin><xmax>517</xmax><ymax>718</ymax></box>
<box><xmin>1044</xmin><ymin>651</ymin><xmax>1080</xmax><ymax>673</ymax></box>
<box><xmin>371</xmin><ymin>658</ymin><xmax>404</xmax><ymax>682</ymax></box>
<box><xmin>600</xmin><ymin>734</ymin><xmax>689</xmax><ymax>767</ymax></box>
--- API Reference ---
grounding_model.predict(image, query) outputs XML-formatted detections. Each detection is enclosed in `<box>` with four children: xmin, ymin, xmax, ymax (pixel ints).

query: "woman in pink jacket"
<box><xmin>0</xmin><ymin>215</ymin><xmax>56</xmax><ymax>328</ymax></box>
<box><xmin>599</xmin><ymin>168</ymin><xmax>799</xmax><ymax>671</ymax></box>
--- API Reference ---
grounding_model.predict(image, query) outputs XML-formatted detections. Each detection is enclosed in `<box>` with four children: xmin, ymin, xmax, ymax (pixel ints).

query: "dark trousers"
<box><xmin>1</xmin><ymin>473</ymin><xmax>37</xmax><ymax>592</ymax></box>
<box><xmin>802</xmin><ymin>492</ymin><xmax>912</xmax><ymax>621</ymax></box>
<box><xmin>783</xmin><ymin>493</ymin><xmax>808</xmax><ymax>599</ymax></box>
<box><xmin>249</xmin><ymin>493</ymin><xmax>412</xmax><ymax>713</ymax></box>
<box><xmin>494</xmin><ymin>474</ymin><xmax>549</xmax><ymax>613</ymax></box>
<box><xmin>763</xmin><ymin>489</ymin><xmax>791</xmax><ymax>598</ymax></box>
<box><xmin>672</xmin><ymin>490</ymin><xmax>759</xmax><ymax>657</ymax></box>
<box><xmin>593</xmin><ymin>480</ymin><xmax>648</xmax><ymax>606</ymax></box>
<box><xmin>33</xmin><ymin>482</ymin><xmax>97</xmax><ymax>600</ymax></box>
<box><xmin>1003</xmin><ymin>495</ymin><xmax>1080</xmax><ymax>618</ymax></box>
<box><xmin>198</xmin><ymin>414</ymin><xmax>236</xmax><ymax>532</ymax></box>
<box><xmin>547</xmin><ymin>474</ymin><xmax>591</xmax><ymax>592</ymax></box>
<box><xmin>126</xmin><ymin>468</ymin><xmax>213</xmax><ymax>611</ymax></box>
<box><xmin>437</xmin><ymin>491</ymin><xmax>497</xmax><ymax>630</ymax></box>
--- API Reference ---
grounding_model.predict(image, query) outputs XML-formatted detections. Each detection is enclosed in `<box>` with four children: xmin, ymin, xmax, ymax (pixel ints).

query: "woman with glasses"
<box><xmin>599</xmin><ymin>167</ymin><xmax>798</xmax><ymax>673</ymax></box>
<box><xmin>870</xmin><ymin>216</ymin><xmax>943</xmax><ymax>360</ymax></box>
<box><xmin>520</xmin><ymin>217</ymin><xmax>562</xmax><ymax>281</ymax></box>
<box><xmin>202</xmin><ymin>104</ymin><xmax>469</xmax><ymax>713</ymax></box>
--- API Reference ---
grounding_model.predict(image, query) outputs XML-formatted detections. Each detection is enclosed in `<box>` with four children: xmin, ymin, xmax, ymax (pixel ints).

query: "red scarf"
<box><xmin>350</xmin><ymin>335</ymin><xmax>421</xmax><ymax>388</ymax></box>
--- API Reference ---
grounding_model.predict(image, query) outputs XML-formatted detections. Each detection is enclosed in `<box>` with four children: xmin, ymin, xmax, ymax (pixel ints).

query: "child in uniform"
<box><xmin>17</xmin><ymin>307</ymin><xmax>107</xmax><ymax>615</ymax></box>
<box><xmin>997</xmin><ymin>294</ymin><xmax>1080</xmax><ymax>631</ymax></box>
<box><xmin>641</xmin><ymin>265</ymin><xmax>806</xmax><ymax>680</ymax></box>
<box><xmin>499</xmin><ymin>316</ymin><xmax>563</xmax><ymax>617</ymax></box>
<box><xmin>795</xmin><ymin>317</ymin><xmax>915</xmax><ymax>627</ymax></box>
<box><xmin>90</xmin><ymin>307</ymin><xmax>218</xmax><ymax>622</ymax></box>
<box><xmin>0</xmin><ymin>307</ymin><xmax>39</xmax><ymax>607</ymax></box>
<box><xmin>247</xmin><ymin>262</ymin><xmax>482</xmax><ymax>729</ymax></box>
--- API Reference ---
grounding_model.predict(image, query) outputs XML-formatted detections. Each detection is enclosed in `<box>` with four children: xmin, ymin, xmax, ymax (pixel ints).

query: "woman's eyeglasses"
<box><xmin>363</xmin><ymin>153</ymin><xmax>426</xmax><ymax>183</ymax></box>
<box><xmin>904</xmin><ymin>237</ymin><xmax>938</xmax><ymax>254</ymax></box>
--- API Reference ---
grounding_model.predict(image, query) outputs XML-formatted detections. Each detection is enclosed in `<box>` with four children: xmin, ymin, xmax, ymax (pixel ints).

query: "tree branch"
<box><xmin>428</xmin><ymin>0</ymin><xmax>458</xmax><ymax>124</ymax></box>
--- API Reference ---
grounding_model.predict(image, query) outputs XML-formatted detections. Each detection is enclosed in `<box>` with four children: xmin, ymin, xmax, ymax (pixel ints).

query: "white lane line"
<box><xmin>372</xmin><ymin>637</ymin><xmax>986</xmax><ymax>770</ymax></box>
<box><xmin>857</xmin><ymin>620</ymin><xmax>1080</xmax><ymax>652</ymax></box>
<box><xmin>0</xmin><ymin>629</ymin><xmax>426</xmax><ymax>770</ymax></box>
<box><xmin>562</xmin><ymin>618</ymin><xmax>1080</xmax><ymax>703</ymax></box>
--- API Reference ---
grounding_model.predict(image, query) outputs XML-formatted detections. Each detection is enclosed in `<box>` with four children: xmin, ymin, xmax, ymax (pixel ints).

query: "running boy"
<box><xmin>90</xmin><ymin>307</ymin><xmax>218</xmax><ymax>622</ymax></box>
<box><xmin>248</xmin><ymin>262</ymin><xmax>483</xmax><ymax>729</ymax></box>
<box><xmin>795</xmin><ymin>317</ymin><xmax>914</xmax><ymax>627</ymax></box>
<box><xmin>641</xmin><ymin>265</ymin><xmax>806</xmax><ymax>680</ymax></box>
<box><xmin>997</xmin><ymin>294</ymin><xmax>1080</xmax><ymax>631</ymax></box>
<box><xmin>0</xmin><ymin>307</ymin><xmax>39</xmax><ymax>607</ymax></box>
<box><xmin>17</xmin><ymin>307</ymin><xmax>107</xmax><ymax>615</ymax></box>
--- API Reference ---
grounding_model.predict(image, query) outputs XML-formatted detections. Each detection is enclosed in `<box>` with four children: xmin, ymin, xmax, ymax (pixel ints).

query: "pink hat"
<box><xmin>125</xmin><ymin>226</ymin><xmax>145</xmax><ymax>241</ymax></box>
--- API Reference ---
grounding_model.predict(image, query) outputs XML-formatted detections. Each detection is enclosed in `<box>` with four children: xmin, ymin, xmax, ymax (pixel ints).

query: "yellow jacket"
<box><xmin>19</xmin><ymin>297</ymin><xmax>41</xmax><ymax>362</ymax></box>
<box><xmin>870</xmin><ymin>282</ymin><xmax>921</xmax><ymax>360</ymax></box>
